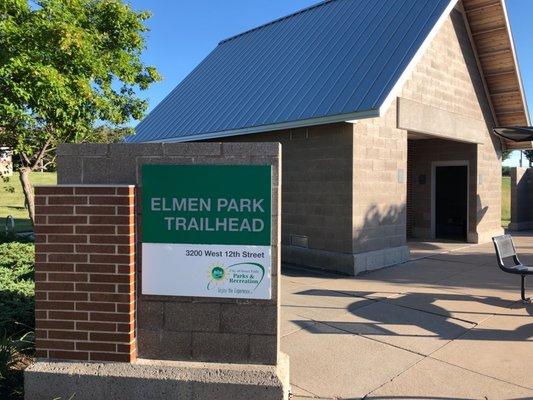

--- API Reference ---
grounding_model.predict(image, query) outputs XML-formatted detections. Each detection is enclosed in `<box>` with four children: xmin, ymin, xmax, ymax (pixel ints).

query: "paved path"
<box><xmin>280</xmin><ymin>234</ymin><xmax>533</xmax><ymax>399</ymax></box>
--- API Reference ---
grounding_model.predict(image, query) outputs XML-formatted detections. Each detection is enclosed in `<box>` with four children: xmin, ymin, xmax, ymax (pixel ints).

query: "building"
<box><xmin>128</xmin><ymin>0</ymin><xmax>531</xmax><ymax>275</ymax></box>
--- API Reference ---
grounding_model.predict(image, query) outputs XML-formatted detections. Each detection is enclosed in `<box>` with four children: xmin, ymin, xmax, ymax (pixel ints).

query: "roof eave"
<box><xmin>378</xmin><ymin>0</ymin><xmax>530</xmax><ymax>128</ymax></box>
<box><xmin>503</xmin><ymin>140</ymin><xmax>533</xmax><ymax>150</ymax></box>
<box><xmin>462</xmin><ymin>0</ymin><xmax>530</xmax><ymax>127</ymax></box>
<box><xmin>137</xmin><ymin>109</ymin><xmax>380</xmax><ymax>143</ymax></box>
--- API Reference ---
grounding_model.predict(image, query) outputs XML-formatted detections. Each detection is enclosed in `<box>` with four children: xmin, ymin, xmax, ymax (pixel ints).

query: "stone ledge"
<box><xmin>25</xmin><ymin>353</ymin><xmax>290</xmax><ymax>400</ymax></box>
<box><xmin>353</xmin><ymin>245</ymin><xmax>411</xmax><ymax>275</ymax></box>
<box><xmin>282</xmin><ymin>245</ymin><xmax>354</xmax><ymax>275</ymax></box>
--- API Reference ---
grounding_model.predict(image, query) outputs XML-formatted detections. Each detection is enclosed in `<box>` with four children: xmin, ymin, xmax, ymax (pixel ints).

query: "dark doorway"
<box><xmin>435</xmin><ymin>165</ymin><xmax>468</xmax><ymax>241</ymax></box>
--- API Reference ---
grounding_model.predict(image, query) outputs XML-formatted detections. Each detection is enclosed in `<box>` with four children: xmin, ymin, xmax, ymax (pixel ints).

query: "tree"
<box><xmin>502</xmin><ymin>150</ymin><xmax>512</xmax><ymax>162</ymax></box>
<box><xmin>90</xmin><ymin>125</ymin><xmax>132</xmax><ymax>144</ymax></box>
<box><xmin>0</xmin><ymin>0</ymin><xmax>160</xmax><ymax>226</ymax></box>
<box><xmin>524</xmin><ymin>150</ymin><xmax>533</xmax><ymax>168</ymax></box>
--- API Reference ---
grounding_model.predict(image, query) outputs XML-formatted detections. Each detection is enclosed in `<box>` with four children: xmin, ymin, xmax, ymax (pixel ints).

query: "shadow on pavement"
<box><xmin>291</xmin><ymin>288</ymin><xmax>532</xmax><ymax>341</ymax></box>
<box><xmin>282</xmin><ymin>239</ymin><xmax>533</xmax><ymax>343</ymax></box>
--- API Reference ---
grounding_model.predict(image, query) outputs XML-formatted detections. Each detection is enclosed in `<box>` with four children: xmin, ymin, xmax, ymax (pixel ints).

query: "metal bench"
<box><xmin>492</xmin><ymin>235</ymin><xmax>532</xmax><ymax>303</ymax></box>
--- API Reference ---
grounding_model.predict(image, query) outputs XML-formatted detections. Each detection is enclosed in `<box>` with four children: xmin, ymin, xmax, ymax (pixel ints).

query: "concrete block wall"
<box><xmin>476</xmin><ymin>135</ymin><xmax>505</xmax><ymax>242</ymax></box>
<box><xmin>401</xmin><ymin>8</ymin><xmax>503</xmax><ymax>243</ymax></box>
<box><xmin>223</xmin><ymin>123</ymin><xmax>355</xmax><ymax>274</ymax></box>
<box><xmin>509</xmin><ymin>168</ymin><xmax>533</xmax><ymax>230</ymax></box>
<box><xmin>401</xmin><ymin>9</ymin><xmax>490</xmax><ymax>126</ymax></box>
<box><xmin>351</xmin><ymin>102</ymin><xmax>409</xmax><ymax>273</ymax></box>
<box><xmin>34</xmin><ymin>185</ymin><xmax>136</xmax><ymax>362</ymax></box>
<box><xmin>57</xmin><ymin>142</ymin><xmax>281</xmax><ymax>365</ymax></box>
<box><xmin>223</xmin><ymin>120</ymin><xmax>412</xmax><ymax>274</ymax></box>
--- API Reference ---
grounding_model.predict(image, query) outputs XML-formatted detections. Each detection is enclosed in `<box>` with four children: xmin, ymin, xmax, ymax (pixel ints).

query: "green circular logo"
<box><xmin>211</xmin><ymin>266</ymin><xmax>225</xmax><ymax>281</ymax></box>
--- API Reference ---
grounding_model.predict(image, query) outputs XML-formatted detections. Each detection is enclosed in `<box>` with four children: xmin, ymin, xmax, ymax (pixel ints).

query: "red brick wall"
<box><xmin>34</xmin><ymin>185</ymin><xmax>136</xmax><ymax>362</ymax></box>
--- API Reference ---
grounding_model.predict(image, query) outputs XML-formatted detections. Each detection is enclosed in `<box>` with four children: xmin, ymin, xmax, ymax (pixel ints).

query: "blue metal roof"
<box><xmin>130</xmin><ymin>0</ymin><xmax>453</xmax><ymax>143</ymax></box>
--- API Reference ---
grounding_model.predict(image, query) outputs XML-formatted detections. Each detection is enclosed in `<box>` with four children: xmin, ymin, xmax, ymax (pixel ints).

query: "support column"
<box><xmin>509</xmin><ymin>167</ymin><xmax>533</xmax><ymax>231</ymax></box>
<box><xmin>33</xmin><ymin>185</ymin><xmax>136</xmax><ymax>362</ymax></box>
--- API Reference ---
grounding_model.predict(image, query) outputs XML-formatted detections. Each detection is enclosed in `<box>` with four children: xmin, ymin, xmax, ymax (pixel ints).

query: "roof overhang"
<box><xmin>141</xmin><ymin>109</ymin><xmax>380</xmax><ymax>143</ymax></box>
<box><xmin>131</xmin><ymin>0</ymin><xmax>530</xmax><ymax>144</ymax></box>
<box><xmin>462</xmin><ymin>0</ymin><xmax>530</xmax><ymax>127</ymax></box>
<box><xmin>493</xmin><ymin>126</ymin><xmax>533</xmax><ymax>150</ymax></box>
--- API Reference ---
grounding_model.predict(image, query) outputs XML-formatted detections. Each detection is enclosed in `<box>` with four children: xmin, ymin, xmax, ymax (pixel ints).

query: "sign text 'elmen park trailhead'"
<box><xmin>141</xmin><ymin>164</ymin><xmax>272</xmax><ymax>299</ymax></box>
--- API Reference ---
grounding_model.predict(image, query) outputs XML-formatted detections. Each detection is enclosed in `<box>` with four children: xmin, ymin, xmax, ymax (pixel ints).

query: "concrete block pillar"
<box><xmin>509</xmin><ymin>167</ymin><xmax>533</xmax><ymax>231</ymax></box>
<box><xmin>33</xmin><ymin>185</ymin><xmax>136</xmax><ymax>362</ymax></box>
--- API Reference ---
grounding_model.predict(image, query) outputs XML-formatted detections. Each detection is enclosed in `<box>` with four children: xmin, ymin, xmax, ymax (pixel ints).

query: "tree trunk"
<box><xmin>19</xmin><ymin>167</ymin><xmax>35</xmax><ymax>227</ymax></box>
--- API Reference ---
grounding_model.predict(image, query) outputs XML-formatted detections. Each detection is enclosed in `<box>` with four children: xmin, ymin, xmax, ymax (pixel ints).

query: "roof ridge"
<box><xmin>218</xmin><ymin>0</ymin><xmax>338</xmax><ymax>45</ymax></box>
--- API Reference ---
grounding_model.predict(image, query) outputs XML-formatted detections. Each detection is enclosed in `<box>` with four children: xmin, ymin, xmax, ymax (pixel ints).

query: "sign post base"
<box><xmin>25</xmin><ymin>353</ymin><xmax>290</xmax><ymax>400</ymax></box>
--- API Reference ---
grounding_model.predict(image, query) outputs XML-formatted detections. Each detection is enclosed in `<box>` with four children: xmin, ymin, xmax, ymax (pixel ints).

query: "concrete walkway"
<box><xmin>281</xmin><ymin>233</ymin><xmax>533</xmax><ymax>400</ymax></box>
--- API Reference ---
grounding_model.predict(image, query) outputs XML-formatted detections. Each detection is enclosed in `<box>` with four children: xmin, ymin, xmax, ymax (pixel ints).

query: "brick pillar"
<box><xmin>34</xmin><ymin>185</ymin><xmax>136</xmax><ymax>362</ymax></box>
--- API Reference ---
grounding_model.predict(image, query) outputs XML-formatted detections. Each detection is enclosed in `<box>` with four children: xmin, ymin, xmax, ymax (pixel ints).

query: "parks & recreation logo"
<box><xmin>206</xmin><ymin>262</ymin><xmax>265</xmax><ymax>293</ymax></box>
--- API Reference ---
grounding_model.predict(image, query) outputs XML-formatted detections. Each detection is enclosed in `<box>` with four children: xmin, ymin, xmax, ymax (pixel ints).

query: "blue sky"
<box><xmin>130</xmin><ymin>0</ymin><xmax>318</xmax><ymax>109</ymax></box>
<box><xmin>502</xmin><ymin>0</ymin><xmax>533</xmax><ymax>167</ymax></box>
<box><xmin>130</xmin><ymin>0</ymin><xmax>532</xmax><ymax>166</ymax></box>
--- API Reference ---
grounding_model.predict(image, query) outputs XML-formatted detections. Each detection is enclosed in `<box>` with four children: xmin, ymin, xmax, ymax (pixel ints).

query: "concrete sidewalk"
<box><xmin>281</xmin><ymin>233</ymin><xmax>533</xmax><ymax>399</ymax></box>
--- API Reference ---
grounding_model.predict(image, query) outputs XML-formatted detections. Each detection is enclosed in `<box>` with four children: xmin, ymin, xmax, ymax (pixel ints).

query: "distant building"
<box><xmin>129</xmin><ymin>0</ymin><xmax>531</xmax><ymax>275</ymax></box>
<box><xmin>0</xmin><ymin>147</ymin><xmax>13</xmax><ymax>177</ymax></box>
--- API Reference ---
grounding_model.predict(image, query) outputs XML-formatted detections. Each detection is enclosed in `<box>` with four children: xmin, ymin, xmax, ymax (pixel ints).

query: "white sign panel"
<box><xmin>142</xmin><ymin>243</ymin><xmax>272</xmax><ymax>299</ymax></box>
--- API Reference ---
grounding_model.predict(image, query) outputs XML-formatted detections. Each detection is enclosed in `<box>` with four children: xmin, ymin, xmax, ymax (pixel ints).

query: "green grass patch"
<box><xmin>0</xmin><ymin>172</ymin><xmax>57</xmax><ymax>233</ymax></box>
<box><xmin>502</xmin><ymin>176</ymin><xmax>510</xmax><ymax>228</ymax></box>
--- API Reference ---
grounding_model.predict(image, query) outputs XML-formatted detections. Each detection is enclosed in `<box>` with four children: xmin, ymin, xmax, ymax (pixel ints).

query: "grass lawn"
<box><xmin>502</xmin><ymin>176</ymin><xmax>511</xmax><ymax>228</ymax></box>
<box><xmin>0</xmin><ymin>172</ymin><xmax>57</xmax><ymax>233</ymax></box>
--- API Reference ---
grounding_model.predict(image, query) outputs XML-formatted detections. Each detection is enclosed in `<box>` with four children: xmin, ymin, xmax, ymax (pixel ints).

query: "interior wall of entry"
<box><xmin>407</xmin><ymin>137</ymin><xmax>476</xmax><ymax>241</ymax></box>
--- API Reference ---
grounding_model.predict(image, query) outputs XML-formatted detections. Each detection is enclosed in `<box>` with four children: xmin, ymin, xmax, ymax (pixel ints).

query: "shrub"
<box><xmin>0</xmin><ymin>242</ymin><xmax>35</xmax><ymax>337</ymax></box>
<box><xmin>0</xmin><ymin>332</ymin><xmax>34</xmax><ymax>399</ymax></box>
<box><xmin>0</xmin><ymin>241</ymin><xmax>35</xmax><ymax>399</ymax></box>
<box><xmin>502</xmin><ymin>166</ymin><xmax>511</xmax><ymax>177</ymax></box>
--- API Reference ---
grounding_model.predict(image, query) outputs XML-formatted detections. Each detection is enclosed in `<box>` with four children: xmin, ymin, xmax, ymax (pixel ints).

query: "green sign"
<box><xmin>141</xmin><ymin>165</ymin><xmax>272</xmax><ymax>246</ymax></box>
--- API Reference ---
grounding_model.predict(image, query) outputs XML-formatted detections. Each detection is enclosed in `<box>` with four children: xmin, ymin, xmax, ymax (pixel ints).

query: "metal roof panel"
<box><xmin>130</xmin><ymin>0</ymin><xmax>453</xmax><ymax>143</ymax></box>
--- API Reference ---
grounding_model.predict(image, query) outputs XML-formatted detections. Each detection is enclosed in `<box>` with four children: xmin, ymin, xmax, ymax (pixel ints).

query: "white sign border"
<box><xmin>142</xmin><ymin>243</ymin><xmax>272</xmax><ymax>300</ymax></box>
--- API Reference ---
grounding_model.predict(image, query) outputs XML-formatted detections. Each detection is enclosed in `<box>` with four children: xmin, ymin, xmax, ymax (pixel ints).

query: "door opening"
<box><xmin>434</xmin><ymin>165</ymin><xmax>468</xmax><ymax>241</ymax></box>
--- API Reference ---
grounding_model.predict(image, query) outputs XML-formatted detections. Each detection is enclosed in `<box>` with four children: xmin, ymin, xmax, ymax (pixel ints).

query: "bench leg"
<box><xmin>521</xmin><ymin>275</ymin><xmax>531</xmax><ymax>303</ymax></box>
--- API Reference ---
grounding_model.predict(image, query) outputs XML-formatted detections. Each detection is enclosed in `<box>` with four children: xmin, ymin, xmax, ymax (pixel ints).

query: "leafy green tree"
<box><xmin>524</xmin><ymin>150</ymin><xmax>533</xmax><ymax>167</ymax></box>
<box><xmin>0</xmin><ymin>0</ymin><xmax>161</xmax><ymax>225</ymax></box>
<box><xmin>502</xmin><ymin>150</ymin><xmax>512</xmax><ymax>162</ymax></box>
<box><xmin>90</xmin><ymin>125</ymin><xmax>132</xmax><ymax>144</ymax></box>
